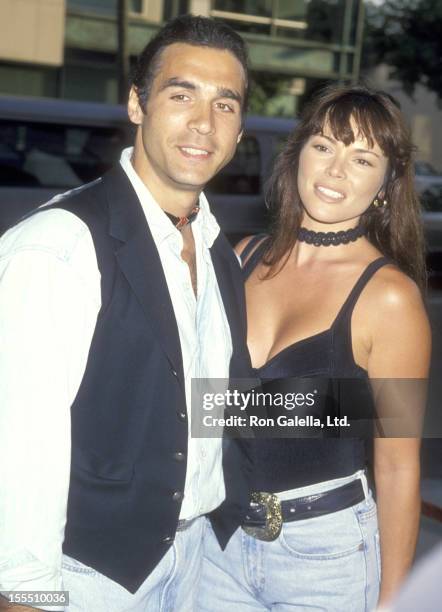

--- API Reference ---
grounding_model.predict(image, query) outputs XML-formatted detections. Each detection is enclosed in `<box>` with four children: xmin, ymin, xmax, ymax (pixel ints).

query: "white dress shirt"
<box><xmin>0</xmin><ymin>147</ymin><xmax>232</xmax><ymax>605</ymax></box>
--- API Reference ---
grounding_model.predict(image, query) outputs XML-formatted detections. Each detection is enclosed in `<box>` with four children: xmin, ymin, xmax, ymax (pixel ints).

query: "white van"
<box><xmin>0</xmin><ymin>95</ymin><xmax>294</xmax><ymax>238</ymax></box>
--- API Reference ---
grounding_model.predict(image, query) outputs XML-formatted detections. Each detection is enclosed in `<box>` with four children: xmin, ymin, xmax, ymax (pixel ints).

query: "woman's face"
<box><xmin>297</xmin><ymin>118</ymin><xmax>389</xmax><ymax>227</ymax></box>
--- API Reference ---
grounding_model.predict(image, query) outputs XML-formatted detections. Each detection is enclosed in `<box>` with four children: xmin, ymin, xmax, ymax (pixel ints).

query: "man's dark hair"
<box><xmin>131</xmin><ymin>15</ymin><xmax>249</xmax><ymax>112</ymax></box>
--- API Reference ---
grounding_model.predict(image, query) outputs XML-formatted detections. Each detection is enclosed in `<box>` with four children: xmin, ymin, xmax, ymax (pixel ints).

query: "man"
<box><xmin>0</xmin><ymin>15</ymin><xmax>252</xmax><ymax>611</ymax></box>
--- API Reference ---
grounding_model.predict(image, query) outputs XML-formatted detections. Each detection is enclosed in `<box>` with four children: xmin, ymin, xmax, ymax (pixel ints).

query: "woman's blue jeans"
<box><xmin>198</xmin><ymin>470</ymin><xmax>381</xmax><ymax>611</ymax></box>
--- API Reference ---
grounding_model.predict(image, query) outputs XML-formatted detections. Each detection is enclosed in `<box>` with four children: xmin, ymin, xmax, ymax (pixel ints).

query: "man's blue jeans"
<box><xmin>61</xmin><ymin>516</ymin><xmax>205</xmax><ymax>611</ymax></box>
<box><xmin>199</xmin><ymin>471</ymin><xmax>381</xmax><ymax>611</ymax></box>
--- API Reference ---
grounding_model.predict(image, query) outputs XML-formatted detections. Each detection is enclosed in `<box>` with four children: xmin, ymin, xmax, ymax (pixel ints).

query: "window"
<box><xmin>211</xmin><ymin>1</ymin><xmax>360</xmax><ymax>46</ymax></box>
<box><xmin>212</xmin><ymin>0</ymin><xmax>308</xmax><ymax>37</ymax></box>
<box><xmin>421</xmin><ymin>187</ymin><xmax>442</xmax><ymax>212</ymax></box>
<box><xmin>163</xmin><ymin>0</ymin><xmax>189</xmax><ymax>21</ymax></box>
<box><xmin>129</xmin><ymin>0</ymin><xmax>143</xmax><ymax>13</ymax></box>
<box><xmin>0</xmin><ymin>121</ymin><xmax>127</xmax><ymax>188</ymax></box>
<box><xmin>214</xmin><ymin>1</ymin><xmax>272</xmax><ymax>18</ymax></box>
<box><xmin>68</xmin><ymin>0</ymin><xmax>117</xmax><ymax>13</ymax></box>
<box><xmin>415</xmin><ymin>161</ymin><xmax>440</xmax><ymax>177</ymax></box>
<box><xmin>206</xmin><ymin>136</ymin><xmax>261</xmax><ymax>196</ymax></box>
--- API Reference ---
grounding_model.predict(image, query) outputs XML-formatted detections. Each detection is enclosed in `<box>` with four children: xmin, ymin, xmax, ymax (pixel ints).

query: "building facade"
<box><xmin>0</xmin><ymin>0</ymin><xmax>364</xmax><ymax>116</ymax></box>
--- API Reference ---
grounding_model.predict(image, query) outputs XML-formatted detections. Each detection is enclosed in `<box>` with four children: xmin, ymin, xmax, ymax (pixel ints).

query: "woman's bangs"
<box><xmin>312</xmin><ymin>95</ymin><xmax>395</xmax><ymax>156</ymax></box>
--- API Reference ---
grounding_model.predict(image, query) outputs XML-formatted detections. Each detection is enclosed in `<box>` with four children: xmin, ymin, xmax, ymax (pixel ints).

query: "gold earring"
<box><xmin>373</xmin><ymin>197</ymin><xmax>387</xmax><ymax>208</ymax></box>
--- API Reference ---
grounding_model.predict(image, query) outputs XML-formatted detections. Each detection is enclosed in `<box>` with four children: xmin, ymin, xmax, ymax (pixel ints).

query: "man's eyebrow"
<box><xmin>158</xmin><ymin>78</ymin><xmax>242</xmax><ymax>104</ymax></box>
<box><xmin>217</xmin><ymin>88</ymin><xmax>242</xmax><ymax>105</ymax></box>
<box><xmin>159</xmin><ymin>77</ymin><xmax>197</xmax><ymax>92</ymax></box>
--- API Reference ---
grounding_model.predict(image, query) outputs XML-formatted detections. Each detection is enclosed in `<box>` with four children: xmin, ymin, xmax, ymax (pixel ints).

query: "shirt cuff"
<box><xmin>0</xmin><ymin>550</ymin><xmax>65</xmax><ymax>611</ymax></box>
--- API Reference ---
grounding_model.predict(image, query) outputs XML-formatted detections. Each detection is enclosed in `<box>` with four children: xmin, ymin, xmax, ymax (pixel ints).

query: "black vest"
<box><xmin>42</xmin><ymin>165</ymin><xmax>253</xmax><ymax>592</ymax></box>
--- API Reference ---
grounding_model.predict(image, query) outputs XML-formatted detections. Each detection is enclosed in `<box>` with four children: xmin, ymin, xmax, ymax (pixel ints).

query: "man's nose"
<box><xmin>187</xmin><ymin>101</ymin><xmax>215</xmax><ymax>136</ymax></box>
<box><xmin>326</xmin><ymin>156</ymin><xmax>346</xmax><ymax>179</ymax></box>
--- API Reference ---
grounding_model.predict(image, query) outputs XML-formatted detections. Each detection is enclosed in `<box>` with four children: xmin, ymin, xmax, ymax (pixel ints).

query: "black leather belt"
<box><xmin>242</xmin><ymin>479</ymin><xmax>365</xmax><ymax>541</ymax></box>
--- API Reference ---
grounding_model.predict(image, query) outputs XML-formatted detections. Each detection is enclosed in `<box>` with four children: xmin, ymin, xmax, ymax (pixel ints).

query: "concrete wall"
<box><xmin>189</xmin><ymin>0</ymin><xmax>210</xmax><ymax>16</ymax></box>
<box><xmin>0</xmin><ymin>0</ymin><xmax>65</xmax><ymax>66</ymax></box>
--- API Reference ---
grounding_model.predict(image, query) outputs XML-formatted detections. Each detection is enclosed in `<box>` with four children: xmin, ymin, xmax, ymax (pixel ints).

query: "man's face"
<box><xmin>128</xmin><ymin>43</ymin><xmax>245</xmax><ymax>199</ymax></box>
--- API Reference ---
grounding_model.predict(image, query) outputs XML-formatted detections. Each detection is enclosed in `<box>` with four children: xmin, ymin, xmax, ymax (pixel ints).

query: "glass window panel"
<box><xmin>63</xmin><ymin>64</ymin><xmax>118</xmax><ymax>104</ymax></box>
<box><xmin>277</xmin><ymin>0</ymin><xmax>307</xmax><ymax>20</ymax></box>
<box><xmin>129</xmin><ymin>0</ymin><xmax>143</xmax><ymax>12</ymax></box>
<box><xmin>214</xmin><ymin>0</ymin><xmax>272</xmax><ymax>18</ymax></box>
<box><xmin>216</xmin><ymin>18</ymin><xmax>270</xmax><ymax>35</ymax></box>
<box><xmin>0</xmin><ymin>65</ymin><xmax>58</xmax><ymax>98</ymax></box>
<box><xmin>206</xmin><ymin>136</ymin><xmax>261</xmax><ymax>195</ymax></box>
<box><xmin>163</xmin><ymin>0</ymin><xmax>189</xmax><ymax>21</ymax></box>
<box><xmin>67</xmin><ymin>0</ymin><xmax>117</xmax><ymax>14</ymax></box>
<box><xmin>213</xmin><ymin>0</ymin><xmax>355</xmax><ymax>46</ymax></box>
<box><xmin>304</xmin><ymin>0</ymin><xmax>346</xmax><ymax>45</ymax></box>
<box><xmin>421</xmin><ymin>187</ymin><xmax>442</xmax><ymax>212</ymax></box>
<box><xmin>416</xmin><ymin>162</ymin><xmax>439</xmax><ymax>176</ymax></box>
<box><xmin>0</xmin><ymin>120</ymin><xmax>127</xmax><ymax>188</ymax></box>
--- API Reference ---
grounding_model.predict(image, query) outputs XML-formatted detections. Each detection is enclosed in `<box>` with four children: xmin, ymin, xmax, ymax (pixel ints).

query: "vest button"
<box><xmin>177</xmin><ymin>411</ymin><xmax>187</xmax><ymax>422</ymax></box>
<box><xmin>162</xmin><ymin>535</ymin><xmax>173</xmax><ymax>545</ymax></box>
<box><xmin>172</xmin><ymin>491</ymin><xmax>184</xmax><ymax>502</ymax></box>
<box><xmin>173</xmin><ymin>451</ymin><xmax>186</xmax><ymax>462</ymax></box>
<box><xmin>171</xmin><ymin>369</ymin><xmax>178</xmax><ymax>377</ymax></box>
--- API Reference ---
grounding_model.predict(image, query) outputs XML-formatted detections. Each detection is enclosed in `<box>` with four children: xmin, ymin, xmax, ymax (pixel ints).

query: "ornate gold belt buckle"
<box><xmin>242</xmin><ymin>492</ymin><xmax>283</xmax><ymax>542</ymax></box>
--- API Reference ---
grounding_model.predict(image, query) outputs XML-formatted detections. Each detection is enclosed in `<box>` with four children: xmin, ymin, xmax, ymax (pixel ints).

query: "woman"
<box><xmin>199</xmin><ymin>86</ymin><xmax>431</xmax><ymax>611</ymax></box>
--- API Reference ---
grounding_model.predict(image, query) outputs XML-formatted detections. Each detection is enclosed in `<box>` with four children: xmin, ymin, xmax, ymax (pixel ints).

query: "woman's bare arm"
<box><xmin>367</xmin><ymin>269</ymin><xmax>431</xmax><ymax>606</ymax></box>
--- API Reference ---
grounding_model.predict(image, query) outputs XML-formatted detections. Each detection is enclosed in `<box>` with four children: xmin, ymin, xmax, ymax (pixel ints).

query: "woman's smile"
<box><xmin>314</xmin><ymin>183</ymin><xmax>346</xmax><ymax>202</ymax></box>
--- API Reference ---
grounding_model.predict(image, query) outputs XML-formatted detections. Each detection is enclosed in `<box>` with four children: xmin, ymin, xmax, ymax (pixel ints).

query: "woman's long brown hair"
<box><xmin>263</xmin><ymin>85</ymin><xmax>426</xmax><ymax>290</ymax></box>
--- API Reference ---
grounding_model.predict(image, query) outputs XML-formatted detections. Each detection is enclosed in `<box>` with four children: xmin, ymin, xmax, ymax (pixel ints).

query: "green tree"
<box><xmin>363</xmin><ymin>0</ymin><xmax>442</xmax><ymax>102</ymax></box>
<box><xmin>248</xmin><ymin>73</ymin><xmax>292</xmax><ymax>116</ymax></box>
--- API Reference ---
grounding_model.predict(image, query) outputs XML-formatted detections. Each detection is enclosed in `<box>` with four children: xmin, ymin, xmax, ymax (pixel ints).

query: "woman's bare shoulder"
<box><xmin>362</xmin><ymin>262</ymin><xmax>430</xmax><ymax>354</ymax></box>
<box><xmin>361</xmin><ymin>262</ymin><xmax>431</xmax><ymax>378</ymax></box>
<box><xmin>366</xmin><ymin>263</ymin><xmax>424</xmax><ymax>312</ymax></box>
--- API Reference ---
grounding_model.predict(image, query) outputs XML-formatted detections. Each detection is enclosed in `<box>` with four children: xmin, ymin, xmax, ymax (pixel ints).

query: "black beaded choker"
<box><xmin>298</xmin><ymin>223</ymin><xmax>365</xmax><ymax>247</ymax></box>
<box><xmin>164</xmin><ymin>205</ymin><xmax>200</xmax><ymax>230</ymax></box>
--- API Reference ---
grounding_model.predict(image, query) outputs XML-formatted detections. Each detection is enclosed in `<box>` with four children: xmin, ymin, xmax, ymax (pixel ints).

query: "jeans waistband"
<box><xmin>275</xmin><ymin>469</ymin><xmax>369</xmax><ymax>502</ymax></box>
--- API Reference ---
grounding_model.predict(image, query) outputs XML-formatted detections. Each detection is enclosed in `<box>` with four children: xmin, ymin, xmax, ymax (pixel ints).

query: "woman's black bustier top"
<box><xmin>240</xmin><ymin>235</ymin><xmax>389</xmax><ymax>492</ymax></box>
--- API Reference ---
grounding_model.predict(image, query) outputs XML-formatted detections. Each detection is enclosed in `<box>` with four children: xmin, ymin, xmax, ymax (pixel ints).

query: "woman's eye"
<box><xmin>313</xmin><ymin>144</ymin><xmax>329</xmax><ymax>153</ymax></box>
<box><xmin>356</xmin><ymin>158</ymin><xmax>373</xmax><ymax>167</ymax></box>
